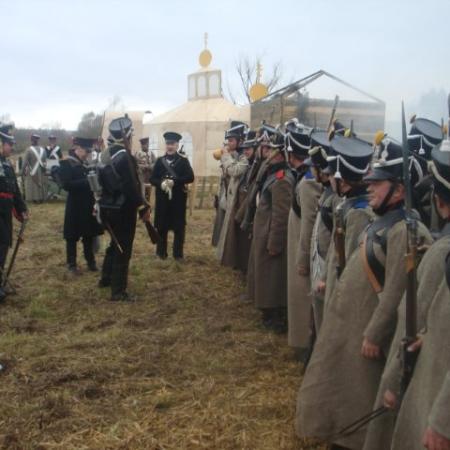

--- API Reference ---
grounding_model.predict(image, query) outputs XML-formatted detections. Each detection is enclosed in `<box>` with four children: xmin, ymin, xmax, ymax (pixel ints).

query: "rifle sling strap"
<box><xmin>362</xmin><ymin>208</ymin><xmax>406</xmax><ymax>292</ymax></box>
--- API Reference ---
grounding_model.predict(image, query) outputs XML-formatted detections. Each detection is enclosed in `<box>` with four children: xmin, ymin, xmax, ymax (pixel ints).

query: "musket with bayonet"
<box><xmin>399</xmin><ymin>100</ymin><xmax>419</xmax><ymax>397</ymax></box>
<box><xmin>324</xmin><ymin>94</ymin><xmax>348</xmax><ymax>278</ymax></box>
<box><xmin>118</xmin><ymin>119</ymin><xmax>162</xmax><ymax>245</ymax></box>
<box><xmin>2</xmin><ymin>219</ymin><xmax>28</xmax><ymax>288</ymax></box>
<box><xmin>327</xmin><ymin>95</ymin><xmax>340</xmax><ymax>132</ymax></box>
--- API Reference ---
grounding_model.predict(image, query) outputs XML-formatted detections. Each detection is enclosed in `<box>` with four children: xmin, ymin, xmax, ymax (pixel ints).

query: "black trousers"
<box><xmin>66</xmin><ymin>237</ymin><xmax>95</xmax><ymax>267</ymax></box>
<box><xmin>156</xmin><ymin>228</ymin><xmax>185</xmax><ymax>259</ymax></box>
<box><xmin>101</xmin><ymin>210</ymin><xmax>136</xmax><ymax>297</ymax></box>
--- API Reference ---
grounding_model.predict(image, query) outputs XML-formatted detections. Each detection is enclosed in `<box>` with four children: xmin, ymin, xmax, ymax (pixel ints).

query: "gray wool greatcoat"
<box><xmin>389</xmin><ymin>225</ymin><xmax>450</xmax><ymax>450</ymax></box>
<box><xmin>296</xmin><ymin>207</ymin><xmax>431</xmax><ymax>449</ymax></box>
<box><xmin>287</xmin><ymin>173</ymin><xmax>321</xmax><ymax>348</ymax></box>
<box><xmin>363</xmin><ymin>225</ymin><xmax>447</xmax><ymax>450</ymax></box>
<box><xmin>216</xmin><ymin>152</ymin><xmax>248</xmax><ymax>262</ymax></box>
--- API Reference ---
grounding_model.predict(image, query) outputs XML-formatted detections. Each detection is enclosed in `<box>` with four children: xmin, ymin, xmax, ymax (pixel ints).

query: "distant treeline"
<box><xmin>13</xmin><ymin>128</ymin><xmax>75</xmax><ymax>155</ymax></box>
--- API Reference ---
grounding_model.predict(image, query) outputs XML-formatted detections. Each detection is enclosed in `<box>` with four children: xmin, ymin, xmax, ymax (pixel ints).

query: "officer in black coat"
<box><xmin>0</xmin><ymin>123</ymin><xmax>28</xmax><ymax>301</ymax></box>
<box><xmin>59</xmin><ymin>137</ymin><xmax>103</xmax><ymax>274</ymax></box>
<box><xmin>98</xmin><ymin>117</ymin><xmax>150</xmax><ymax>301</ymax></box>
<box><xmin>150</xmin><ymin>132</ymin><xmax>194</xmax><ymax>259</ymax></box>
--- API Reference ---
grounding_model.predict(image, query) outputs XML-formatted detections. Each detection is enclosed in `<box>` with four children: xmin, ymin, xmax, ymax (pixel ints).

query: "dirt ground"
<box><xmin>0</xmin><ymin>203</ymin><xmax>324</xmax><ymax>450</ymax></box>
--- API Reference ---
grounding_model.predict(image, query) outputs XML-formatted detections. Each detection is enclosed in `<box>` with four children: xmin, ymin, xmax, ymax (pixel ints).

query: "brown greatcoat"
<box><xmin>21</xmin><ymin>145</ymin><xmax>48</xmax><ymax>202</ymax></box>
<box><xmin>363</xmin><ymin>225</ymin><xmax>449</xmax><ymax>450</ymax></box>
<box><xmin>221</xmin><ymin>160</ymin><xmax>255</xmax><ymax>273</ymax></box>
<box><xmin>216</xmin><ymin>152</ymin><xmax>248</xmax><ymax>262</ymax></box>
<box><xmin>389</xmin><ymin>226</ymin><xmax>450</xmax><ymax>450</ymax></box>
<box><xmin>296</xmin><ymin>209</ymin><xmax>431</xmax><ymax>449</ymax></box>
<box><xmin>246</xmin><ymin>159</ymin><xmax>270</xmax><ymax>301</ymax></box>
<box><xmin>287</xmin><ymin>172</ymin><xmax>321</xmax><ymax>348</ymax></box>
<box><xmin>309</xmin><ymin>185</ymin><xmax>336</xmax><ymax>331</ymax></box>
<box><xmin>252</xmin><ymin>162</ymin><xmax>294</xmax><ymax>310</ymax></box>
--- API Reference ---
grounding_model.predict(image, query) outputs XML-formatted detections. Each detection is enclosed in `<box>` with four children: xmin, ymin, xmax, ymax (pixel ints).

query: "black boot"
<box><xmin>272</xmin><ymin>308</ymin><xmax>288</xmax><ymax>334</ymax></box>
<box><xmin>110</xmin><ymin>292</ymin><xmax>136</xmax><ymax>302</ymax></box>
<box><xmin>173</xmin><ymin>229</ymin><xmax>185</xmax><ymax>260</ymax></box>
<box><xmin>82</xmin><ymin>237</ymin><xmax>97</xmax><ymax>271</ymax></box>
<box><xmin>261</xmin><ymin>308</ymin><xmax>276</xmax><ymax>329</ymax></box>
<box><xmin>66</xmin><ymin>240</ymin><xmax>80</xmax><ymax>274</ymax></box>
<box><xmin>156</xmin><ymin>229</ymin><xmax>168</xmax><ymax>259</ymax></box>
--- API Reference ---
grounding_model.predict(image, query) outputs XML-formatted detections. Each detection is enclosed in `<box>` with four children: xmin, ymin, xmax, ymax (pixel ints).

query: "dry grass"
<box><xmin>0</xmin><ymin>203</ymin><xmax>324</xmax><ymax>450</ymax></box>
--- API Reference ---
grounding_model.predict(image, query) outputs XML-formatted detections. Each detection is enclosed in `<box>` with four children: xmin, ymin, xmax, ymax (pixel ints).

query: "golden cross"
<box><xmin>204</xmin><ymin>32</ymin><xmax>208</xmax><ymax>49</ymax></box>
<box><xmin>256</xmin><ymin>61</ymin><xmax>263</xmax><ymax>83</ymax></box>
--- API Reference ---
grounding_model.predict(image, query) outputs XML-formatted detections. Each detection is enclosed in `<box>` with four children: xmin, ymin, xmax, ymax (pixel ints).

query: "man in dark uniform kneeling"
<box><xmin>150</xmin><ymin>132</ymin><xmax>194</xmax><ymax>260</ymax></box>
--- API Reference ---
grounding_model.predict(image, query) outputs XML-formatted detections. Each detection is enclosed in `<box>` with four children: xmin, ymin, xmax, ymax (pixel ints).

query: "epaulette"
<box><xmin>276</xmin><ymin>169</ymin><xmax>285</xmax><ymax>180</ymax></box>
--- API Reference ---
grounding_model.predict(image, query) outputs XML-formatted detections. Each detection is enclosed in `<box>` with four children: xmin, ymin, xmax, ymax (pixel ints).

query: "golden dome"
<box><xmin>249</xmin><ymin>61</ymin><xmax>268</xmax><ymax>102</ymax></box>
<box><xmin>199</xmin><ymin>32</ymin><xmax>212</xmax><ymax>68</ymax></box>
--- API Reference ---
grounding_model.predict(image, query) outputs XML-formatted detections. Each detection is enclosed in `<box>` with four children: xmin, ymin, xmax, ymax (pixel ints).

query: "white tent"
<box><xmin>145</xmin><ymin>63</ymin><xmax>249</xmax><ymax>177</ymax></box>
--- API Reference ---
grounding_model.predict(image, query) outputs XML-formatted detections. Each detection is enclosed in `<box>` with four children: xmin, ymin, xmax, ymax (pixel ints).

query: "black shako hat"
<box><xmin>0</xmin><ymin>122</ymin><xmax>15</xmax><ymax>144</ymax></box>
<box><xmin>225</xmin><ymin>121</ymin><xmax>247</xmax><ymax>140</ymax></box>
<box><xmin>257</xmin><ymin>123</ymin><xmax>278</xmax><ymax>144</ymax></box>
<box><xmin>408</xmin><ymin>117</ymin><xmax>443</xmax><ymax>160</ymax></box>
<box><xmin>73</xmin><ymin>136</ymin><xmax>96</xmax><ymax>151</ymax></box>
<box><xmin>429</xmin><ymin>137</ymin><xmax>450</xmax><ymax>201</ymax></box>
<box><xmin>365</xmin><ymin>137</ymin><xmax>404</xmax><ymax>182</ymax></box>
<box><xmin>163</xmin><ymin>131</ymin><xmax>182</xmax><ymax>143</ymax></box>
<box><xmin>139</xmin><ymin>137</ymin><xmax>150</xmax><ymax>144</ymax></box>
<box><xmin>284</xmin><ymin>119</ymin><xmax>312</xmax><ymax>157</ymax></box>
<box><xmin>109</xmin><ymin>116</ymin><xmax>133</xmax><ymax>141</ymax></box>
<box><xmin>327</xmin><ymin>134</ymin><xmax>373</xmax><ymax>181</ymax></box>
<box><xmin>241</xmin><ymin>130</ymin><xmax>258</xmax><ymax>149</ymax></box>
<box><xmin>308</xmin><ymin>129</ymin><xmax>331</xmax><ymax>169</ymax></box>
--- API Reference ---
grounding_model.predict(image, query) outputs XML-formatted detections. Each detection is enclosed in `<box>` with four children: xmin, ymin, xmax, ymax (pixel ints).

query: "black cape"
<box><xmin>60</xmin><ymin>156</ymin><xmax>103</xmax><ymax>240</ymax></box>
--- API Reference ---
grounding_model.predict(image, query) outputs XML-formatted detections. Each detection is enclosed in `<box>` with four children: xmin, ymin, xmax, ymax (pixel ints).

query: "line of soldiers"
<box><xmin>214</xmin><ymin>110</ymin><xmax>450</xmax><ymax>450</ymax></box>
<box><xmin>20</xmin><ymin>134</ymin><xmax>63</xmax><ymax>202</ymax></box>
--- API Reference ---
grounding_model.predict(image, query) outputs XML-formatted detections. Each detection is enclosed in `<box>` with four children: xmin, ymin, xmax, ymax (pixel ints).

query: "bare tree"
<box><xmin>106</xmin><ymin>95</ymin><xmax>126</xmax><ymax>112</ymax></box>
<box><xmin>227</xmin><ymin>56</ymin><xmax>283</xmax><ymax>104</ymax></box>
<box><xmin>77</xmin><ymin>112</ymin><xmax>103</xmax><ymax>137</ymax></box>
<box><xmin>0</xmin><ymin>113</ymin><xmax>12</xmax><ymax>123</ymax></box>
<box><xmin>40</xmin><ymin>121</ymin><xmax>62</xmax><ymax>130</ymax></box>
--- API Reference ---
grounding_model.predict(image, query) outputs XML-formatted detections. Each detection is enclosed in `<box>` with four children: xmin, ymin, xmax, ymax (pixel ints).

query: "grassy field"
<box><xmin>0</xmin><ymin>203</ymin><xmax>323</xmax><ymax>450</ymax></box>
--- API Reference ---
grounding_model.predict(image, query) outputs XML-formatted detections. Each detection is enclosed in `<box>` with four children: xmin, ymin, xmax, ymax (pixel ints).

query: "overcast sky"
<box><xmin>1</xmin><ymin>0</ymin><xmax>449</xmax><ymax>130</ymax></box>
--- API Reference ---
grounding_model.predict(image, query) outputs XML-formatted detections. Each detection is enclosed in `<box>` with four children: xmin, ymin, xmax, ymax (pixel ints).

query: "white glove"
<box><xmin>161</xmin><ymin>179</ymin><xmax>173</xmax><ymax>199</ymax></box>
<box><xmin>161</xmin><ymin>180</ymin><xmax>169</xmax><ymax>192</ymax></box>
